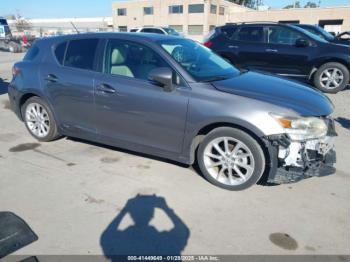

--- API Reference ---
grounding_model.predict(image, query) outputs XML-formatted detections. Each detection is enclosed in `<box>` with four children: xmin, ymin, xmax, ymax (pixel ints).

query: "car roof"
<box><xmin>36</xmin><ymin>32</ymin><xmax>180</xmax><ymax>44</ymax></box>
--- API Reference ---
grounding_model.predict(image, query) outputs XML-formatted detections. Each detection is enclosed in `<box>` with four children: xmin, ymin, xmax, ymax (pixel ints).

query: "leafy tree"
<box><xmin>283</xmin><ymin>1</ymin><xmax>301</xmax><ymax>9</ymax></box>
<box><xmin>304</xmin><ymin>1</ymin><xmax>318</xmax><ymax>8</ymax></box>
<box><xmin>227</xmin><ymin>0</ymin><xmax>260</xmax><ymax>9</ymax></box>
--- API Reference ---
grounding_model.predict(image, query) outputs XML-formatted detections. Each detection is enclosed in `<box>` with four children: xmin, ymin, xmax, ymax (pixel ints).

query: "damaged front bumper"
<box><xmin>265</xmin><ymin>119</ymin><xmax>337</xmax><ymax>184</ymax></box>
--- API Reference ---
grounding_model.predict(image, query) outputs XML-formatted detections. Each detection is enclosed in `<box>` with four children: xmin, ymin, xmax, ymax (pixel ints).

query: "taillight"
<box><xmin>12</xmin><ymin>66</ymin><xmax>21</xmax><ymax>78</ymax></box>
<box><xmin>204</xmin><ymin>41</ymin><xmax>213</xmax><ymax>48</ymax></box>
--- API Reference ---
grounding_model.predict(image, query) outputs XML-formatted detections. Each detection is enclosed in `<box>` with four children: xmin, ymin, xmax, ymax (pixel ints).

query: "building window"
<box><xmin>188</xmin><ymin>25</ymin><xmax>204</xmax><ymax>35</ymax></box>
<box><xmin>118</xmin><ymin>26</ymin><xmax>128</xmax><ymax>32</ymax></box>
<box><xmin>144</xmin><ymin>7</ymin><xmax>154</xmax><ymax>15</ymax></box>
<box><xmin>210</xmin><ymin>5</ymin><xmax>217</xmax><ymax>14</ymax></box>
<box><xmin>117</xmin><ymin>8</ymin><xmax>127</xmax><ymax>16</ymax></box>
<box><xmin>169</xmin><ymin>5</ymin><xmax>183</xmax><ymax>14</ymax></box>
<box><xmin>169</xmin><ymin>25</ymin><xmax>183</xmax><ymax>32</ymax></box>
<box><xmin>219</xmin><ymin>6</ymin><xmax>225</xmax><ymax>15</ymax></box>
<box><xmin>189</xmin><ymin>4</ymin><xmax>204</xmax><ymax>13</ymax></box>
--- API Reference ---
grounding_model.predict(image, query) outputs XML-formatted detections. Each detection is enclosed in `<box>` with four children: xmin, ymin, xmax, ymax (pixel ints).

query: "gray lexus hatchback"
<box><xmin>8</xmin><ymin>33</ymin><xmax>337</xmax><ymax>190</ymax></box>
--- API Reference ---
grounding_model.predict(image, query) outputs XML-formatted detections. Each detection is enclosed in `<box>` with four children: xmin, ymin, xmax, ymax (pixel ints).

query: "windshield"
<box><xmin>301</xmin><ymin>25</ymin><xmax>335</xmax><ymax>41</ymax></box>
<box><xmin>158</xmin><ymin>39</ymin><xmax>240</xmax><ymax>82</ymax></box>
<box><xmin>290</xmin><ymin>25</ymin><xmax>329</xmax><ymax>43</ymax></box>
<box><xmin>163</xmin><ymin>28</ymin><xmax>180</xmax><ymax>36</ymax></box>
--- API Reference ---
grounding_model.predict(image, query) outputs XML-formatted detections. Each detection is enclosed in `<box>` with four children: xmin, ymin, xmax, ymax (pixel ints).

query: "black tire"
<box><xmin>21</xmin><ymin>96</ymin><xmax>61</xmax><ymax>142</ymax></box>
<box><xmin>197</xmin><ymin>127</ymin><xmax>266</xmax><ymax>191</ymax></box>
<box><xmin>313</xmin><ymin>62</ymin><xmax>349</xmax><ymax>93</ymax></box>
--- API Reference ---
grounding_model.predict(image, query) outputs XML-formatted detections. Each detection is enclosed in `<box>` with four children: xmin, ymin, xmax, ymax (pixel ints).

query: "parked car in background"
<box><xmin>205</xmin><ymin>22</ymin><xmax>350</xmax><ymax>93</ymax></box>
<box><xmin>129</xmin><ymin>26</ymin><xmax>181</xmax><ymax>36</ymax></box>
<box><xmin>294</xmin><ymin>24</ymin><xmax>350</xmax><ymax>46</ymax></box>
<box><xmin>337</xmin><ymin>31</ymin><xmax>350</xmax><ymax>42</ymax></box>
<box><xmin>9</xmin><ymin>33</ymin><xmax>336</xmax><ymax>191</ymax></box>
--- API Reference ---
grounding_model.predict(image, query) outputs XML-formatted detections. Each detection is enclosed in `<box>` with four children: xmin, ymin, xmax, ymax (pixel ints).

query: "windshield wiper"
<box><xmin>201</xmin><ymin>76</ymin><xmax>230</xmax><ymax>82</ymax></box>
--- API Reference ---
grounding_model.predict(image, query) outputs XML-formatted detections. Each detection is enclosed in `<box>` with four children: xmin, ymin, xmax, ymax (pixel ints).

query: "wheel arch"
<box><xmin>310</xmin><ymin>57</ymin><xmax>350</xmax><ymax>79</ymax></box>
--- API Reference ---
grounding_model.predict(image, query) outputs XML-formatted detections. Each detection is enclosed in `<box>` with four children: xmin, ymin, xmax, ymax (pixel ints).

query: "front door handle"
<box><xmin>96</xmin><ymin>84</ymin><xmax>116</xmax><ymax>94</ymax></box>
<box><xmin>45</xmin><ymin>74</ymin><xmax>58</xmax><ymax>83</ymax></box>
<box><xmin>266</xmin><ymin>49</ymin><xmax>278</xmax><ymax>53</ymax></box>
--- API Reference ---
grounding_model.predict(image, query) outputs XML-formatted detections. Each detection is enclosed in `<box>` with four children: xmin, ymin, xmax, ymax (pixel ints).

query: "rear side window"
<box><xmin>54</xmin><ymin>42</ymin><xmax>67</xmax><ymax>65</ymax></box>
<box><xmin>64</xmin><ymin>39</ymin><xmax>99</xmax><ymax>70</ymax></box>
<box><xmin>236</xmin><ymin>26</ymin><xmax>264</xmax><ymax>43</ymax></box>
<box><xmin>23</xmin><ymin>45</ymin><xmax>39</xmax><ymax>61</ymax></box>
<box><xmin>221</xmin><ymin>26</ymin><xmax>237</xmax><ymax>38</ymax></box>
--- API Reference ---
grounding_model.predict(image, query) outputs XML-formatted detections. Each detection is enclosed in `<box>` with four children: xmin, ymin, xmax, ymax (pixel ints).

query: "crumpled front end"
<box><xmin>266</xmin><ymin>118</ymin><xmax>337</xmax><ymax>184</ymax></box>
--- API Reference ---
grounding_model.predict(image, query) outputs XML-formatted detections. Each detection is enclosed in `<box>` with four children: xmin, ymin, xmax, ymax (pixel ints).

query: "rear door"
<box><xmin>264</xmin><ymin>25</ymin><xmax>314</xmax><ymax>75</ymax></box>
<box><xmin>41</xmin><ymin>38</ymin><xmax>100</xmax><ymax>137</ymax></box>
<box><xmin>229</xmin><ymin>25</ymin><xmax>270</xmax><ymax>70</ymax></box>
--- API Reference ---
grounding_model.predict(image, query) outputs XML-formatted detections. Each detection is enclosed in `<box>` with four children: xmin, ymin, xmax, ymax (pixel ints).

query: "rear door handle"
<box><xmin>96</xmin><ymin>84</ymin><xmax>116</xmax><ymax>94</ymax></box>
<box><xmin>228</xmin><ymin>45</ymin><xmax>238</xmax><ymax>49</ymax></box>
<box><xmin>266</xmin><ymin>49</ymin><xmax>278</xmax><ymax>53</ymax></box>
<box><xmin>45</xmin><ymin>74</ymin><xmax>58</xmax><ymax>83</ymax></box>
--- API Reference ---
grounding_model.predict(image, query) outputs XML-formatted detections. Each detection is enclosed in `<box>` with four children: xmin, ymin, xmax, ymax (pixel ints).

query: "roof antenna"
<box><xmin>71</xmin><ymin>21</ymin><xmax>80</xmax><ymax>34</ymax></box>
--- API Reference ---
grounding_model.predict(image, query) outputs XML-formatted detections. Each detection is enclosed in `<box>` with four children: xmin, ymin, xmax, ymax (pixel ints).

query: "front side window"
<box><xmin>268</xmin><ymin>26</ymin><xmax>304</xmax><ymax>45</ymax></box>
<box><xmin>163</xmin><ymin>27</ymin><xmax>180</xmax><ymax>36</ymax></box>
<box><xmin>169</xmin><ymin>25</ymin><xmax>183</xmax><ymax>33</ymax></box>
<box><xmin>169</xmin><ymin>5</ymin><xmax>183</xmax><ymax>14</ymax></box>
<box><xmin>64</xmin><ymin>39</ymin><xmax>98</xmax><ymax>70</ymax></box>
<box><xmin>189</xmin><ymin>4</ymin><xmax>204</xmax><ymax>13</ymax></box>
<box><xmin>117</xmin><ymin>8</ymin><xmax>127</xmax><ymax>16</ymax></box>
<box><xmin>159</xmin><ymin>39</ymin><xmax>240</xmax><ymax>82</ymax></box>
<box><xmin>144</xmin><ymin>7</ymin><xmax>154</xmax><ymax>15</ymax></box>
<box><xmin>236</xmin><ymin>26</ymin><xmax>264</xmax><ymax>43</ymax></box>
<box><xmin>104</xmin><ymin>39</ymin><xmax>169</xmax><ymax>81</ymax></box>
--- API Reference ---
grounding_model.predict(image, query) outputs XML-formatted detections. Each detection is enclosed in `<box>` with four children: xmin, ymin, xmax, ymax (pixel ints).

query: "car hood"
<box><xmin>212</xmin><ymin>71</ymin><xmax>334</xmax><ymax>116</ymax></box>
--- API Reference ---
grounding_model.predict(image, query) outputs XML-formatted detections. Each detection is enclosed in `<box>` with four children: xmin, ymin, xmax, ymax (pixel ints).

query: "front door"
<box><xmin>93</xmin><ymin>39</ymin><xmax>189</xmax><ymax>153</ymax></box>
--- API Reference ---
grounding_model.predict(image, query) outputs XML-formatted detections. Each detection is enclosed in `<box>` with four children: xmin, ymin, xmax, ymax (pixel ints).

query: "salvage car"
<box><xmin>205</xmin><ymin>22</ymin><xmax>350</xmax><ymax>93</ymax></box>
<box><xmin>8</xmin><ymin>33</ymin><xmax>337</xmax><ymax>190</ymax></box>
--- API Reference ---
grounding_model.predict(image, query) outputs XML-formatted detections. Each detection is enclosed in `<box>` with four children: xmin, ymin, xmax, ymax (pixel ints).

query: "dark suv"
<box><xmin>8</xmin><ymin>33</ymin><xmax>336</xmax><ymax>191</ymax></box>
<box><xmin>205</xmin><ymin>22</ymin><xmax>350</xmax><ymax>93</ymax></box>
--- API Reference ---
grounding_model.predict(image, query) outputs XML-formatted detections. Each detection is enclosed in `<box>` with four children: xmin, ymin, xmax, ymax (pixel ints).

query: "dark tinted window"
<box><xmin>117</xmin><ymin>8</ymin><xmax>127</xmax><ymax>16</ymax></box>
<box><xmin>268</xmin><ymin>26</ymin><xmax>303</xmax><ymax>45</ymax></box>
<box><xmin>0</xmin><ymin>19</ymin><xmax>8</xmax><ymax>25</ymax></box>
<box><xmin>169</xmin><ymin>5</ymin><xmax>183</xmax><ymax>14</ymax></box>
<box><xmin>141</xmin><ymin>28</ymin><xmax>164</xmax><ymax>34</ymax></box>
<box><xmin>236</xmin><ymin>26</ymin><xmax>264</xmax><ymax>42</ymax></box>
<box><xmin>64</xmin><ymin>39</ymin><xmax>98</xmax><ymax>70</ymax></box>
<box><xmin>144</xmin><ymin>7</ymin><xmax>154</xmax><ymax>15</ymax></box>
<box><xmin>23</xmin><ymin>45</ymin><xmax>39</xmax><ymax>61</ymax></box>
<box><xmin>54</xmin><ymin>42</ymin><xmax>67</xmax><ymax>65</ymax></box>
<box><xmin>221</xmin><ymin>26</ymin><xmax>237</xmax><ymax>38</ymax></box>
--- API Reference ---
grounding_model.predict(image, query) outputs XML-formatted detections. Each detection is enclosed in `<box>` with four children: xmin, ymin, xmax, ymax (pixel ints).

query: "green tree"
<box><xmin>283</xmin><ymin>1</ymin><xmax>301</xmax><ymax>9</ymax></box>
<box><xmin>304</xmin><ymin>1</ymin><xmax>318</xmax><ymax>8</ymax></box>
<box><xmin>227</xmin><ymin>0</ymin><xmax>258</xmax><ymax>9</ymax></box>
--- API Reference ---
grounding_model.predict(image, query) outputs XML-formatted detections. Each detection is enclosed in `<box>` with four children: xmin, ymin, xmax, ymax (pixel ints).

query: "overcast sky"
<box><xmin>1</xmin><ymin>0</ymin><xmax>350</xmax><ymax>18</ymax></box>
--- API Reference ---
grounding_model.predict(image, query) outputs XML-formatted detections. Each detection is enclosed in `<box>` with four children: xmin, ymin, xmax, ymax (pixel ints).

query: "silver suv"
<box><xmin>8</xmin><ymin>33</ymin><xmax>337</xmax><ymax>190</ymax></box>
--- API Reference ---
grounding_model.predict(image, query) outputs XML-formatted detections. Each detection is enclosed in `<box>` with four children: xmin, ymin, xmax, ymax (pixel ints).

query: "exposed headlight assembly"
<box><xmin>270</xmin><ymin>113</ymin><xmax>328</xmax><ymax>141</ymax></box>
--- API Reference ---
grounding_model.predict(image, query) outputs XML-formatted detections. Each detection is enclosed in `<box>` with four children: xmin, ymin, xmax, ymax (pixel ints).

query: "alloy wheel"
<box><xmin>320</xmin><ymin>68</ymin><xmax>344</xmax><ymax>90</ymax></box>
<box><xmin>25</xmin><ymin>103</ymin><xmax>50</xmax><ymax>138</ymax></box>
<box><xmin>203</xmin><ymin>137</ymin><xmax>255</xmax><ymax>186</ymax></box>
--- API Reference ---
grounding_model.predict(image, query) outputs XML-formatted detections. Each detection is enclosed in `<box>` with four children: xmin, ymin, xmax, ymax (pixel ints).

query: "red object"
<box><xmin>22</xmin><ymin>36</ymin><xmax>28</xmax><ymax>45</ymax></box>
<box><xmin>12</xmin><ymin>66</ymin><xmax>21</xmax><ymax>77</ymax></box>
<box><xmin>203</xmin><ymin>41</ymin><xmax>213</xmax><ymax>48</ymax></box>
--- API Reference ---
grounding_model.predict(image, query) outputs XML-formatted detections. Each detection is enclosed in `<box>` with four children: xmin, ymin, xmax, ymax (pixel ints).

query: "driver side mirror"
<box><xmin>148</xmin><ymin>67</ymin><xmax>175</xmax><ymax>92</ymax></box>
<box><xmin>295</xmin><ymin>38</ymin><xmax>310</xmax><ymax>47</ymax></box>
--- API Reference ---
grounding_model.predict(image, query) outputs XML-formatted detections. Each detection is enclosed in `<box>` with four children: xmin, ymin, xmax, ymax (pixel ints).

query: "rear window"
<box><xmin>64</xmin><ymin>39</ymin><xmax>99</xmax><ymax>70</ymax></box>
<box><xmin>23</xmin><ymin>45</ymin><xmax>39</xmax><ymax>61</ymax></box>
<box><xmin>54</xmin><ymin>42</ymin><xmax>67</xmax><ymax>65</ymax></box>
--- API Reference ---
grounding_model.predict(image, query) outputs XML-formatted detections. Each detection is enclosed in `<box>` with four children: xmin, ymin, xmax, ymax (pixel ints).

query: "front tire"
<box><xmin>197</xmin><ymin>127</ymin><xmax>266</xmax><ymax>191</ymax></box>
<box><xmin>21</xmin><ymin>97</ymin><xmax>61</xmax><ymax>142</ymax></box>
<box><xmin>313</xmin><ymin>62</ymin><xmax>349</xmax><ymax>93</ymax></box>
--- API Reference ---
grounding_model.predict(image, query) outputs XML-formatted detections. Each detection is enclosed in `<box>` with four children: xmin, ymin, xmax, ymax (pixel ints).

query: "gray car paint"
<box><xmin>11</xmin><ymin>33</ymin><xmax>334</xmax><ymax>165</ymax></box>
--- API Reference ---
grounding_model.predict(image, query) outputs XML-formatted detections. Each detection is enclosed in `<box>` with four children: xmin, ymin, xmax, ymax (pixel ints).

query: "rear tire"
<box><xmin>197</xmin><ymin>127</ymin><xmax>266</xmax><ymax>191</ymax></box>
<box><xmin>21</xmin><ymin>97</ymin><xmax>61</xmax><ymax>142</ymax></box>
<box><xmin>313</xmin><ymin>62</ymin><xmax>349</xmax><ymax>93</ymax></box>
